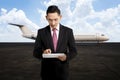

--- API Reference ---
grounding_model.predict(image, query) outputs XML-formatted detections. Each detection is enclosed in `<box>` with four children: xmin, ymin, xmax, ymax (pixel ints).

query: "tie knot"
<box><xmin>52</xmin><ymin>28</ymin><xmax>57</xmax><ymax>31</ymax></box>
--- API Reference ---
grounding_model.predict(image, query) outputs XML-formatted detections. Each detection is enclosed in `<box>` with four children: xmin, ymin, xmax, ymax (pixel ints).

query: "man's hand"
<box><xmin>58</xmin><ymin>54</ymin><xmax>67</xmax><ymax>61</ymax></box>
<box><xmin>43</xmin><ymin>49</ymin><xmax>51</xmax><ymax>54</ymax></box>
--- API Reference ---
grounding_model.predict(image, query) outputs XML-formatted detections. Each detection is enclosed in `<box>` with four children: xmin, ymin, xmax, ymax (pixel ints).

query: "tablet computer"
<box><xmin>42</xmin><ymin>53</ymin><xmax>65</xmax><ymax>58</ymax></box>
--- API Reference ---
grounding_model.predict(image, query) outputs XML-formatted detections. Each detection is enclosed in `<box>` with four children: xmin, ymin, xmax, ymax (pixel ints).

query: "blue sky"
<box><xmin>1</xmin><ymin>0</ymin><xmax>120</xmax><ymax>25</ymax></box>
<box><xmin>0</xmin><ymin>0</ymin><xmax>120</xmax><ymax>42</ymax></box>
<box><xmin>93</xmin><ymin>0</ymin><xmax>120</xmax><ymax>11</ymax></box>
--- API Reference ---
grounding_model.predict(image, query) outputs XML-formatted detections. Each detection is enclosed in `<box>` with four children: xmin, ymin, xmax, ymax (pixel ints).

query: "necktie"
<box><xmin>52</xmin><ymin>28</ymin><xmax>58</xmax><ymax>51</ymax></box>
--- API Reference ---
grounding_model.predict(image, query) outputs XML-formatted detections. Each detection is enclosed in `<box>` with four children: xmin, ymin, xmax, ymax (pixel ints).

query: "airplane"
<box><xmin>8</xmin><ymin>23</ymin><xmax>109</xmax><ymax>43</ymax></box>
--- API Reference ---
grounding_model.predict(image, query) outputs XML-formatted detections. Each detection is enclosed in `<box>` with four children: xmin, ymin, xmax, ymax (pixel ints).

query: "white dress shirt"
<box><xmin>50</xmin><ymin>24</ymin><xmax>60</xmax><ymax>39</ymax></box>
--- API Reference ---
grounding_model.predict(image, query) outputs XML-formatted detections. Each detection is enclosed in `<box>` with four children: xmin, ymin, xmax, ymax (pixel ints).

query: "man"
<box><xmin>33</xmin><ymin>5</ymin><xmax>77</xmax><ymax>80</ymax></box>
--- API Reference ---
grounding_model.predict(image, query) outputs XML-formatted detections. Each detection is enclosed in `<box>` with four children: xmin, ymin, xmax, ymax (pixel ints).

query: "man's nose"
<box><xmin>51</xmin><ymin>21</ymin><xmax>55</xmax><ymax>26</ymax></box>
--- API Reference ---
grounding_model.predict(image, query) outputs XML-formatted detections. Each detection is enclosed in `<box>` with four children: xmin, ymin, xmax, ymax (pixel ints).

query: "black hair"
<box><xmin>46</xmin><ymin>5</ymin><xmax>61</xmax><ymax>15</ymax></box>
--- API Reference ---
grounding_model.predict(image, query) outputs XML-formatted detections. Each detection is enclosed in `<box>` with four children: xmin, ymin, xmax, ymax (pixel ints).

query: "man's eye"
<box><xmin>55</xmin><ymin>19</ymin><xmax>58</xmax><ymax>21</ymax></box>
<box><xmin>48</xmin><ymin>19</ymin><xmax>52</xmax><ymax>21</ymax></box>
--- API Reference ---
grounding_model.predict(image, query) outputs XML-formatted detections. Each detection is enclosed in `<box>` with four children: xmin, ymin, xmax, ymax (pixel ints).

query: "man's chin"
<box><xmin>51</xmin><ymin>26</ymin><xmax>57</xmax><ymax>28</ymax></box>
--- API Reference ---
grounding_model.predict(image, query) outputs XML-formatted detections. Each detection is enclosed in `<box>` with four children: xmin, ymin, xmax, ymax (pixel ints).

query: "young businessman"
<box><xmin>33</xmin><ymin>5</ymin><xmax>77</xmax><ymax>80</ymax></box>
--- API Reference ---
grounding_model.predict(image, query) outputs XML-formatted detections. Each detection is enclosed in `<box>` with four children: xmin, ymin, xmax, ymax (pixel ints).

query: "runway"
<box><xmin>0</xmin><ymin>43</ymin><xmax>120</xmax><ymax>80</ymax></box>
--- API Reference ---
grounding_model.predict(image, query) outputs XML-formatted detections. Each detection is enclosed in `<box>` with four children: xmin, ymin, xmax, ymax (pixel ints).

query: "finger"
<box><xmin>58</xmin><ymin>56</ymin><xmax>64</xmax><ymax>61</ymax></box>
<box><xmin>58</xmin><ymin>55</ymin><xmax>66</xmax><ymax>61</ymax></box>
<box><xmin>46</xmin><ymin>50</ymin><xmax>49</xmax><ymax>53</ymax></box>
<box><xmin>43</xmin><ymin>49</ymin><xmax>49</xmax><ymax>54</ymax></box>
<box><xmin>47</xmin><ymin>49</ymin><xmax>51</xmax><ymax>53</ymax></box>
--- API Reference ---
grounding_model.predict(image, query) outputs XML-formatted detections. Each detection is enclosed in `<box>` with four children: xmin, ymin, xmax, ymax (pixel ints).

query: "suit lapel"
<box><xmin>45</xmin><ymin>26</ymin><xmax>54</xmax><ymax>51</ymax></box>
<box><xmin>56</xmin><ymin>25</ymin><xmax>64</xmax><ymax>51</ymax></box>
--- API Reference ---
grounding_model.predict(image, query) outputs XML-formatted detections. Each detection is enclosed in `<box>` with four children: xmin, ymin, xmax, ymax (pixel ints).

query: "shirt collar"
<box><xmin>50</xmin><ymin>24</ymin><xmax>60</xmax><ymax>31</ymax></box>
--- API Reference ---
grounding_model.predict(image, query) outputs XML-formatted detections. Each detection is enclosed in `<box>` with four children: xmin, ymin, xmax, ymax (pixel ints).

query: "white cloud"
<box><xmin>73</xmin><ymin>0</ymin><xmax>94</xmax><ymax>18</ymax></box>
<box><xmin>0</xmin><ymin>0</ymin><xmax>120</xmax><ymax>42</ymax></box>
<box><xmin>0</xmin><ymin>34</ymin><xmax>34</xmax><ymax>42</ymax></box>
<box><xmin>37</xmin><ymin>8</ymin><xmax>47</xmax><ymax>27</ymax></box>
<box><xmin>38</xmin><ymin>0</ymin><xmax>120</xmax><ymax>42</ymax></box>
<box><xmin>1</xmin><ymin>8</ymin><xmax>7</xmax><ymax>15</ymax></box>
<box><xmin>0</xmin><ymin>8</ymin><xmax>39</xmax><ymax>42</ymax></box>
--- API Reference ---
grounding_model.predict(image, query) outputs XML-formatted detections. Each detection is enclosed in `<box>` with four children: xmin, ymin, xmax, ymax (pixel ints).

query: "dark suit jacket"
<box><xmin>33</xmin><ymin>24</ymin><xmax>77</xmax><ymax>80</ymax></box>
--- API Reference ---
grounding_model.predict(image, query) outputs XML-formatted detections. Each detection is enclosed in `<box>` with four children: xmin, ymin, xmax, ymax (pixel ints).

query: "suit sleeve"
<box><xmin>67</xmin><ymin>29</ymin><xmax>77</xmax><ymax>61</ymax></box>
<box><xmin>33</xmin><ymin>30</ymin><xmax>43</xmax><ymax>60</ymax></box>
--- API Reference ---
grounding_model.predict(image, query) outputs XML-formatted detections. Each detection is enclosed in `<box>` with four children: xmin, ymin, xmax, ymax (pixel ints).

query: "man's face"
<box><xmin>46</xmin><ymin>12</ymin><xmax>62</xmax><ymax>28</ymax></box>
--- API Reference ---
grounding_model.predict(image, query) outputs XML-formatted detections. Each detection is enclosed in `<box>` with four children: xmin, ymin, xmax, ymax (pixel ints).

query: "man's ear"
<box><xmin>60</xmin><ymin>15</ymin><xmax>62</xmax><ymax>19</ymax></box>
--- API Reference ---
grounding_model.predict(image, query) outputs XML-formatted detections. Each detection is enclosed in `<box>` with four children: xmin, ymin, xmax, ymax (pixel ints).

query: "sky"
<box><xmin>0</xmin><ymin>0</ymin><xmax>120</xmax><ymax>42</ymax></box>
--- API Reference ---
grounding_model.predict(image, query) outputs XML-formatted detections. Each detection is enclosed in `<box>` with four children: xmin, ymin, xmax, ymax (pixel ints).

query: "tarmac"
<box><xmin>0</xmin><ymin>43</ymin><xmax>120</xmax><ymax>80</ymax></box>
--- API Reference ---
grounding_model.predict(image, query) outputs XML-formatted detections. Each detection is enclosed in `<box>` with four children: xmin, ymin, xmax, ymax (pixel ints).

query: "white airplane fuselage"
<box><xmin>8</xmin><ymin>23</ymin><xmax>109</xmax><ymax>43</ymax></box>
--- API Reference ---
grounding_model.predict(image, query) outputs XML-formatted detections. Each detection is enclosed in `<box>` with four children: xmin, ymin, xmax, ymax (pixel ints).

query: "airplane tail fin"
<box><xmin>8</xmin><ymin>23</ymin><xmax>32</xmax><ymax>34</ymax></box>
<box><xmin>8</xmin><ymin>23</ymin><xmax>36</xmax><ymax>40</ymax></box>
